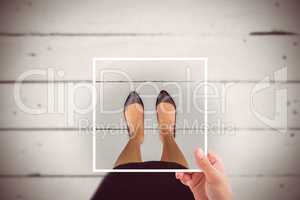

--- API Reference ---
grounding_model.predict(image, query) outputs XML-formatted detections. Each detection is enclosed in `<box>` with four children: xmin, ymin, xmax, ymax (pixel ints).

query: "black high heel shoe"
<box><xmin>156</xmin><ymin>90</ymin><xmax>176</xmax><ymax>138</ymax></box>
<box><xmin>124</xmin><ymin>91</ymin><xmax>144</xmax><ymax>137</ymax></box>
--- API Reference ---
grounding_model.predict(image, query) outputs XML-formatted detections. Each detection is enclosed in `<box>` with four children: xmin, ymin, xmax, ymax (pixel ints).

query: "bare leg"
<box><xmin>114</xmin><ymin>102</ymin><xmax>144</xmax><ymax>167</ymax></box>
<box><xmin>157</xmin><ymin>101</ymin><xmax>188</xmax><ymax>168</ymax></box>
<box><xmin>114</xmin><ymin>134</ymin><xmax>143</xmax><ymax>167</ymax></box>
<box><xmin>161</xmin><ymin>135</ymin><xmax>189</xmax><ymax>168</ymax></box>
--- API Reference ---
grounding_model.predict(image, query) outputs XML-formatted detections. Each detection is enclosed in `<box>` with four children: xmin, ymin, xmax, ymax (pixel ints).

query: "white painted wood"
<box><xmin>229</xmin><ymin>177</ymin><xmax>300</xmax><ymax>200</ymax></box>
<box><xmin>0</xmin><ymin>83</ymin><xmax>73</xmax><ymax>128</ymax></box>
<box><xmin>0</xmin><ymin>0</ymin><xmax>299</xmax><ymax>34</ymax></box>
<box><xmin>0</xmin><ymin>177</ymin><xmax>300</xmax><ymax>200</ymax></box>
<box><xmin>0</xmin><ymin>131</ymin><xmax>93</xmax><ymax>175</ymax></box>
<box><xmin>0</xmin><ymin>0</ymin><xmax>298</xmax><ymax>199</ymax></box>
<box><xmin>1</xmin><ymin>83</ymin><xmax>299</xmax><ymax>129</ymax></box>
<box><xmin>0</xmin><ymin>130</ymin><xmax>299</xmax><ymax>175</ymax></box>
<box><xmin>0</xmin><ymin>36</ymin><xmax>298</xmax><ymax>81</ymax></box>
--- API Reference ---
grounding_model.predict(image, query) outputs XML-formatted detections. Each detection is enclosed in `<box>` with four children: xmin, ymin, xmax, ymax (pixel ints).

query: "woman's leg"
<box><xmin>114</xmin><ymin>133</ymin><xmax>143</xmax><ymax>167</ymax></box>
<box><xmin>160</xmin><ymin>135</ymin><xmax>189</xmax><ymax>168</ymax></box>
<box><xmin>114</xmin><ymin>99</ymin><xmax>144</xmax><ymax>167</ymax></box>
<box><xmin>157</xmin><ymin>96</ymin><xmax>189</xmax><ymax>168</ymax></box>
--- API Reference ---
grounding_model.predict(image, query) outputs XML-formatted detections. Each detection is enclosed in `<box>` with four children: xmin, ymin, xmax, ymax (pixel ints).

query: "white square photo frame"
<box><xmin>92</xmin><ymin>57</ymin><xmax>208</xmax><ymax>172</ymax></box>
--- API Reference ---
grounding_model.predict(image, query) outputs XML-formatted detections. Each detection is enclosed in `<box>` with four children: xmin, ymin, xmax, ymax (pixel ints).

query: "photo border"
<box><xmin>92</xmin><ymin>57</ymin><xmax>208</xmax><ymax>172</ymax></box>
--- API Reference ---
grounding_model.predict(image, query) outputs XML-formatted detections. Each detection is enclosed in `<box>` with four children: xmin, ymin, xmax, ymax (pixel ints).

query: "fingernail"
<box><xmin>176</xmin><ymin>173</ymin><xmax>183</xmax><ymax>179</ymax></box>
<box><xmin>196</xmin><ymin>148</ymin><xmax>204</xmax><ymax>160</ymax></box>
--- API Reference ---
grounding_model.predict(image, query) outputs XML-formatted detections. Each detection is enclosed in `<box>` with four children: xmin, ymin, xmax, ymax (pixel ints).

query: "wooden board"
<box><xmin>0</xmin><ymin>130</ymin><xmax>299</xmax><ymax>175</ymax></box>
<box><xmin>0</xmin><ymin>0</ymin><xmax>299</xmax><ymax>34</ymax></box>
<box><xmin>1</xmin><ymin>0</ymin><xmax>300</xmax><ymax>199</ymax></box>
<box><xmin>0</xmin><ymin>82</ymin><xmax>299</xmax><ymax>129</ymax></box>
<box><xmin>0</xmin><ymin>36</ymin><xmax>299</xmax><ymax>81</ymax></box>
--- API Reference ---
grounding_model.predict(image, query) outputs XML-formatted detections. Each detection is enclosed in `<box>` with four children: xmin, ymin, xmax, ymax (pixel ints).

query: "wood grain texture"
<box><xmin>0</xmin><ymin>82</ymin><xmax>299</xmax><ymax>129</ymax></box>
<box><xmin>0</xmin><ymin>36</ymin><xmax>299</xmax><ymax>81</ymax></box>
<box><xmin>0</xmin><ymin>0</ymin><xmax>299</xmax><ymax>34</ymax></box>
<box><xmin>0</xmin><ymin>130</ymin><xmax>299</xmax><ymax>175</ymax></box>
<box><xmin>0</xmin><ymin>0</ymin><xmax>299</xmax><ymax>198</ymax></box>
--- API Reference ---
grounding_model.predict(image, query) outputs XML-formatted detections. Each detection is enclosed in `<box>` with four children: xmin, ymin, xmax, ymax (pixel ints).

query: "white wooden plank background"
<box><xmin>0</xmin><ymin>130</ymin><xmax>299</xmax><ymax>175</ymax></box>
<box><xmin>0</xmin><ymin>0</ymin><xmax>299</xmax><ymax>34</ymax></box>
<box><xmin>0</xmin><ymin>0</ymin><xmax>300</xmax><ymax>199</ymax></box>
<box><xmin>0</xmin><ymin>83</ymin><xmax>299</xmax><ymax>129</ymax></box>
<box><xmin>0</xmin><ymin>36</ymin><xmax>299</xmax><ymax>81</ymax></box>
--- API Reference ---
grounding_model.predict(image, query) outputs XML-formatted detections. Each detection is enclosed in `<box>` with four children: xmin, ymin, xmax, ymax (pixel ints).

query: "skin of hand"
<box><xmin>175</xmin><ymin>148</ymin><xmax>233</xmax><ymax>200</ymax></box>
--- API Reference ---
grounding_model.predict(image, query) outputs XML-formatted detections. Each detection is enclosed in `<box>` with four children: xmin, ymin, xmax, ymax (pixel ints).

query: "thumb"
<box><xmin>194</xmin><ymin>148</ymin><xmax>218</xmax><ymax>182</ymax></box>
